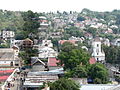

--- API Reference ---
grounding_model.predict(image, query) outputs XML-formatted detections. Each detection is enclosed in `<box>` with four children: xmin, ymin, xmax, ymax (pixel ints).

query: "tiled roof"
<box><xmin>59</xmin><ymin>40</ymin><xmax>76</xmax><ymax>45</ymax></box>
<box><xmin>89</xmin><ymin>57</ymin><xmax>96</xmax><ymax>64</ymax></box>
<box><xmin>48</xmin><ymin>57</ymin><xmax>60</xmax><ymax>66</ymax></box>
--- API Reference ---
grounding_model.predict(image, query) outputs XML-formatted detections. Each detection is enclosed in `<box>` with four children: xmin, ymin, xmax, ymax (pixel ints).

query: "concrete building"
<box><xmin>38</xmin><ymin>46</ymin><xmax>57</xmax><ymax>58</ymax></box>
<box><xmin>41</xmin><ymin>40</ymin><xmax>53</xmax><ymax>48</ymax></box>
<box><xmin>1</xmin><ymin>30</ymin><xmax>15</xmax><ymax>40</ymax></box>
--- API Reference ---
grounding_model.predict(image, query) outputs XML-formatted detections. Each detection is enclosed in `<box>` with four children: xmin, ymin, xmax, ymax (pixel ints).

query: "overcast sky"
<box><xmin>0</xmin><ymin>0</ymin><xmax>120</xmax><ymax>12</ymax></box>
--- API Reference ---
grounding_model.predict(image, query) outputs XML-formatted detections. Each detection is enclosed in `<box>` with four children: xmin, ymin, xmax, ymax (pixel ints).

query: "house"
<box><xmin>91</xmin><ymin>37</ymin><xmax>105</xmax><ymax>63</ymax></box>
<box><xmin>0</xmin><ymin>48</ymin><xmax>21</xmax><ymax>67</ymax></box>
<box><xmin>112</xmin><ymin>38</ymin><xmax>120</xmax><ymax>46</ymax></box>
<box><xmin>84</xmin><ymin>33</ymin><xmax>93</xmax><ymax>40</ymax></box>
<box><xmin>41</xmin><ymin>40</ymin><xmax>53</xmax><ymax>48</ymax></box>
<box><xmin>1</xmin><ymin>30</ymin><xmax>15</xmax><ymax>40</ymax></box>
<box><xmin>102</xmin><ymin>38</ymin><xmax>110</xmax><ymax>47</ymax></box>
<box><xmin>10</xmin><ymin>39</ymin><xmax>23</xmax><ymax>48</ymax></box>
<box><xmin>69</xmin><ymin>36</ymin><xmax>85</xmax><ymax>43</ymax></box>
<box><xmin>59</xmin><ymin>40</ymin><xmax>77</xmax><ymax>46</ymax></box>
<box><xmin>48</xmin><ymin>57</ymin><xmax>63</xmax><ymax>70</ymax></box>
<box><xmin>22</xmin><ymin>38</ymin><xmax>33</xmax><ymax>48</ymax></box>
<box><xmin>23</xmin><ymin>62</ymin><xmax>64</xmax><ymax>90</ymax></box>
<box><xmin>38</xmin><ymin>46</ymin><xmax>58</xmax><ymax>59</ymax></box>
<box><xmin>50</xmin><ymin>32</ymin><xmax>63</xmax><ymax>39</ymax></box>
<box><xmin>38</xmin><ymin>16</ymin><xmax>49</xmax><ymax>31</ymax></box>
<box><xmin>48</xmin><ymin>57</ymin><xmax>59</xmax><ymax>67</ymax></box>
<box><xmin>105</xmin><ymin>28</ymin><xmax>113</xmax><ymax>34</ymax></box>
<box><xmin>23</xmin><ymin>71</ymin><xmax>59</xmax><ymax>90</ymax></box>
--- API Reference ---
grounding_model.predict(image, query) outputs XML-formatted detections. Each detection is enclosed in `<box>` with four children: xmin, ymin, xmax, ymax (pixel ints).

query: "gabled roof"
<box><xmin>24</xmin><ymin>38</ymin><xmax>33</xmax><ymax>42</ymax></box>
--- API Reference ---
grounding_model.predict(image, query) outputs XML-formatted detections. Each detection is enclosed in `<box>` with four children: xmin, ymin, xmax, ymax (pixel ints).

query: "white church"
<box><xmin>92</xmin><ymin>37</ymin><xmax>105</xmax><ymax>63</ymax></box>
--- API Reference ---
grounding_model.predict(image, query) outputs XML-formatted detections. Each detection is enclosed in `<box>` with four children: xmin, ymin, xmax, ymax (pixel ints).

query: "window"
<box><xmin>10</xmin><ymin>62</ymin><xmax>13</xmax><ymax>66</ymax></box>
<box><xmin>97</xmin><ymin>58</ymin><xmax>99</xmax><ymax>61</ymax></box>
<box><xmin>97</xmin><ymin>44</ymin><xmax>99</xmax><ymax>47</ymax></box>
<box><xmin>15</xmin><ymin>64</ymin><xmax>19</xmax><ymax>66</ymax></box>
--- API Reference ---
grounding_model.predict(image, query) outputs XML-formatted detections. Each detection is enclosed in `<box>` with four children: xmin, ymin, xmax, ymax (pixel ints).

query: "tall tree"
<box><xmin>22</xmin><ymin>10</ymin><xmax>40</xmax><ymax>37</ymax></box>
<box><xmin>58</xmin><ymin>48</ymin><xmax>90</xmax><ymax>70</ymax></box>
<box><xmin>88</xmin><ymin>63</ymin><xmax>109</xmax><ymax>84</ymax></box>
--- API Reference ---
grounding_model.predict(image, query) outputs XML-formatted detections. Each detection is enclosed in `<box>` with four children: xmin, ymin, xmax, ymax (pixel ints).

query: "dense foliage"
<box><xmin>88</xmin><ymin>63</ymin><xmax>109</xmax><ymax>84</ymax></box>
<box><xmin>58</xmin><ymin>42</ymin><xmax>109</xmax><ymax>84</ymax></box>
<box><xmin>49</xmin><ymin>78</ymin><xmax>80</xmax><ymax>90</ymax></box>
<box><xmin>19</xmin><ymin>48</ymin><xmax>38</xmax><ymax>65</ymax></box>
<box><xmin>103</xmin><ymin>45</ymin><xmax>120</xmax><ymax>64</ymax></box>
<box><xmin>58</xmin><ymin>42</ymin><xmax>90</xmax><ymax>70</ymax></box>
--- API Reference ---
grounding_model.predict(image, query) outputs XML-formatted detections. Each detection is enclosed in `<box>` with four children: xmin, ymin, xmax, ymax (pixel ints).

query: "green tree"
<box><xmin>77</xmin><ymin>16</ymin><xmax>86</xmax><ymax>21</ymax></box>
<box><xmin>60</xmin><ymin>42</ymin><xmax>76</xmax><ymax>52</ymax></box>
<box><xmin>22</xmin><ymin>10</ymin><xmax>40</xmax><ymax>36</ymax></box>
<box><xmin>58</xmin><ymin>48</ymin><xmax>90</xmax><ymax>70</ymax></box>
<box><xmin>49</xmin><ymin>78</ymin><xmax>80</xmax><ymax>90</ymax></box>
<box><xmin>19</xmin><ymin>48</ymin><xmax>38</xmax><ymax>65</ymax></box>
<box><xmin>85</xmin><ymin>27</ymin><xmax>97</xmax><ymax>37</ymax></box>
<box><xmin>65</xmin><ymin>65</ymin><xmax>88</xmax><ymax>78</ymax></box>
<box><xmin>103</xmin><ymin>45</ymin><xmax>120</xmax><ymax>64</ymax></box>
<box><xmin>72</xmin><ymin>65</ymin><xmax>88</xmax><ymax>78</ymax></box>
<box><xmin>89</xmin><ymin>63</ymin><xmax>109</xmax><ymax>84</ymax></box>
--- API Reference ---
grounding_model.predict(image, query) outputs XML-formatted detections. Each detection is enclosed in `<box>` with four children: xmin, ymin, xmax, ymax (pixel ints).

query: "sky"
<box><xmin>0</xmin><ymin>0</ymin><xmax>120</xmax><ymax>12</ymax></box>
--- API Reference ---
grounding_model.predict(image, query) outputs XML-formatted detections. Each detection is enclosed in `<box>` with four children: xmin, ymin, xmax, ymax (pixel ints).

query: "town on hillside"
<box><xmin>0</xmin><ymin>9</ymin><xmax>120</xmax><ymax>90</ymax></box>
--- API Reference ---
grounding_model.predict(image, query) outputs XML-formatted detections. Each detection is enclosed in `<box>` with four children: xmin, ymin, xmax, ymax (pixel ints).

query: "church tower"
<box><xmin>92</xmin><ymin>37</ymin><xmax>105</xmax><ymax>63</ymax></box>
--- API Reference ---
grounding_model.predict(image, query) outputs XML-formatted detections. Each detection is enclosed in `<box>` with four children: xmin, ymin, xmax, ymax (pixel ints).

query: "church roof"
<box><xmin>93</xmin><ymin>37</ymin><xmax>101</xmax><ymax>42</ymax></box>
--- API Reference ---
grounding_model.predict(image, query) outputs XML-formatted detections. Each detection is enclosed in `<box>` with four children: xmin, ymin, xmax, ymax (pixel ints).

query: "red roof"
<box><xmin>0</xmin><ymin>76</ymin><xmax>9</xmax><ymax>81</ymax></box>
<box><xmin>89</xmin><ymin>57</ymin><xmax>96</xmax><ymax>64</ymax></box>
<box><xmin>59</xmin><ymin>40</ymin><xmax>76</xmax><ymax>45</ymax></box>
<box><xmin>48</xmin><ymin>57</ymin><xmax>60</xmax><ymax>66</ymax></box>
<box><xmin>0</xmin><ymin>69</ymin><xmax>14</xmax><ymax>74</ymax></box>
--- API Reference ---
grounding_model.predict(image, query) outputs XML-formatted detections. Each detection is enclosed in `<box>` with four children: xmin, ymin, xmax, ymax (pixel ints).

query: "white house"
<box><xmin>2</xmin><ymin>31</ymin><xmax>15</xmax><ymax>40</ymax></box>
<box><xmin>112</xmin><ymin>38</ymin><xmax>120</xmax><ymax>46</ymax></box>
<box><xmin>92</xmin><ymin>37</ymin><xmax>105</xmax><ymax>63</ymax></box>
<box><xmin>38</xmin><ymin>46</ymin><xmax>57</xmax><ymax>58</ymax></box>
<box><xmin>41</xmin><ymin>40</ymin><xmax>53</xmax><ymax>48</ymax></box>
<box><xmin>102</xmin><ymin>38</ymin><xmax>110</xmax><ymax>47</ymax></box>
<box><xmin>10</xmin><ymin>39</ymin><xmax>23</xmax><ymax>48</ymax></box>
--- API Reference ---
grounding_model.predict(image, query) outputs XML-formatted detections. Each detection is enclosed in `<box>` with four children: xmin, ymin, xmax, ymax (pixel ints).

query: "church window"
<box><xmin>97</xmin><ymin>44</ymin><xmax>99</xmax><ymax>47</ymax></box>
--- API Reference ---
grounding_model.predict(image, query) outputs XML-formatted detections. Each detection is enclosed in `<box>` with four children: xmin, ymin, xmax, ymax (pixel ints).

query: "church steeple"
<box><xmin>92</xmin><ymin>37</ymin><xmax>105</xmax><ymax>63</ymax></box>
